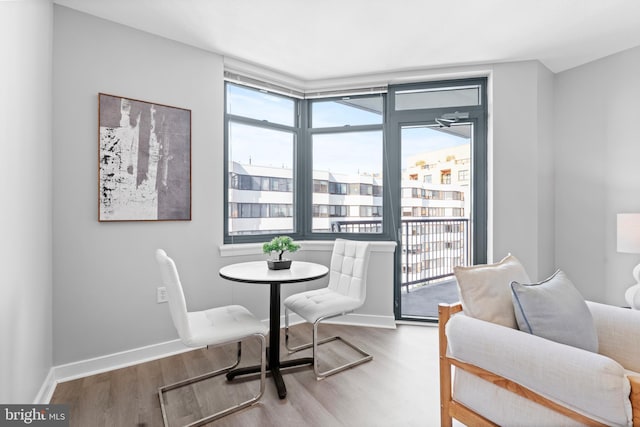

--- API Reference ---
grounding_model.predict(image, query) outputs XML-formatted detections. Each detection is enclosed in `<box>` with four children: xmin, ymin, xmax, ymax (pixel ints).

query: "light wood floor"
<box><xmin>51</xmin><ymin>323</ymin><xmax>447</xmax><ymax>427</ymax></box>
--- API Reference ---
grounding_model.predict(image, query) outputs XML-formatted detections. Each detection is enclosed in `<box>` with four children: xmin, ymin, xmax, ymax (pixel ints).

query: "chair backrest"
<box><xmin>155</xmin><ymin>249</ymin><xmax>191</xmax><ymax>342</ymax></box>
<box><xmin>327</xmin><ymin>239</ymin><xmax>372</xmax><ymax>304</ymax></box>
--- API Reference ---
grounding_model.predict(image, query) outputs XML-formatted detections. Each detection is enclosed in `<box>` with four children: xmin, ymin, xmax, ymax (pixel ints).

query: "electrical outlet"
<box><xmin>157</xmin><ymin>286</ymin><xmax>168</xmax><ymax>303</ymax></box>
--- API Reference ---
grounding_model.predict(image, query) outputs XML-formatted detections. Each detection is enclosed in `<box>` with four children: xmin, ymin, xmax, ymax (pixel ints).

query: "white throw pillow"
<box><xmin>511</xmin><ymin>270</ymin><xmax>598</xmax><ymax>352</ymax></box>
<box><xmin>454</xmin><ymin>254</ymin><xmax>530</xmax><ymax>328</ymax></box>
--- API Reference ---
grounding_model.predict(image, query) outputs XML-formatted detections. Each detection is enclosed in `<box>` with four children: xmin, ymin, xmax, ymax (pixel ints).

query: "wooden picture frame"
<box><xmin>98</xmin><ymin>93</ymin><xmax>191</xmax><ymax>221</ymax></box>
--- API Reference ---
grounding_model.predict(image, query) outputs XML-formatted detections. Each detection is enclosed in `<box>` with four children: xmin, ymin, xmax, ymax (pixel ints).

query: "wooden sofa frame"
<box><xmin>438</xmin><ymin>302</ymin><xmax>640</xmax><ymax>427</ymax></box>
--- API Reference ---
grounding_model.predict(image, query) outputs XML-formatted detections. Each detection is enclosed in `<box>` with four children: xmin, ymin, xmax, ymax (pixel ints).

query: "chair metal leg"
<box><xmin>159</xmin><ymin>334</ymin><xmax>267</xmax><ymax>427</ymax></box>
<box><xmin>284</xmin><ymin>307</ymin><xmax>330</xmax><ymax>353</ymax></box>
<box><xmin>285</xmin><ymin>310</ymin><xmax>373</xmax><ymax>380</ymax></box>
<box><xmin>285</xmin><ymin>306</ymin><xmax>292</xmax><ymax>351</ymax></box>
<box><xmin>284</xmin><ymin>306</ymin><xmax>308</xmax><ymax>353</ymax></box>
<box><xmin>284</xmin><ymin>306</ymin><xmax>310</xmax><ymax>352</ymax></box>
<box><xmin>311</xmin><ymin>317</ymin><xmax>373</xmax><ymax>380</ymax></box>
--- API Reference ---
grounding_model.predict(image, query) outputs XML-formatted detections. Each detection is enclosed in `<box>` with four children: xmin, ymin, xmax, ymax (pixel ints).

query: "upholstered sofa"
<box><xmin>439</xmin><ymin>256</ymin><xmax>640</xmax><ymax>426</ymax></box>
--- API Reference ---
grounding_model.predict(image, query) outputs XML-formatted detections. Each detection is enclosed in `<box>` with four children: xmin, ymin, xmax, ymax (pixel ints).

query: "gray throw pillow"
<box><xmin>511</xmin><ymin>270</ymin><xmax>598</xmax><ymax>352</ymax></box>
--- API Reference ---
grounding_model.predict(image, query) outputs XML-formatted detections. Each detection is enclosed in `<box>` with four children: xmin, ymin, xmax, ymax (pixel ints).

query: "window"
<box><xmin>328</xmin><ymin>205</ymin><xmax>348</xmax><ymax>217</ymax></box>
<box><xmin>394</xmin><ymin>85</ymin><xmax>481</xmax><ymax>111</ymax></box>
<box><xmin>226</xmin><ymin>84</ymin><xmax>297</xmax><ymax>237</ymax></box>
<box><xmin>224</xmin><ymin>79</ymin><xmax>486</xmax><ymax>249</ymax></box>
<box><xmin>361</xmin><ymin>205</ymin><xmax>382</xmax><ymax>217</ymax></box>
<box><xmin>313</xmin><ymin>180</ymin><xmax>328</xmax><ymax>193</ymax></box>
<box><xmin>311</xmin><ymin>130</ymin><xmax>383</xmax><ymax>233</ymax></box>
<box><xmin>226</xmin><ymin>83</ymin><xmax>295</xmax><ymax>126</ymax></box>
<box><xmin>360</xmin><ymin>184</ymin><xmax>373</xmax><ymax>196</ymax></box>
<box><xmin>312</xmin><ymin>205</ymin><xmax>329</xmax><ymax>217</ymax></box>
<box><xmin>441</xmin><ymin>170</ymin><xmax>451</xmax><ymax>184</ymax></box>
<box><xmin>271</xmin><ymin>177</ymin><xmax>293</xmax><ymax>192</ymax></box>
<box><xmin>310</xmin><ymin>94</ymin><xmax>384</xmax><ymax>234</ymax></box>
<box><xmin>329</xmin><ymin>182</ymin><xmax>347</xmax><ymax>195</ymax></box>
<box><xmin>230</xmin><ymin>173</ymin><xmax>293</xmax><ymax>192</ymax></box>
<box><xmin>228</xmin><ymin>203</ymin><xmax>294</xmax><ymax>219</ymax></box>
<box><xmin>311</xmin><ymin>97</ymin><xmax>383</xmax><ymax>128</ymax></box>
<box><xmin>271</xmin><ymin>204</ymin><xmax>293</xmax><ymax>217</ymax></box>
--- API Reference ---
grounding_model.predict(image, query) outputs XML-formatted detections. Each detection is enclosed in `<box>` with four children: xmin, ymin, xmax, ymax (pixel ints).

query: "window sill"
<box><xmin>219</xmin><ymin>240</ymin><xmax>396</xmax><ymax>257</ymax></box>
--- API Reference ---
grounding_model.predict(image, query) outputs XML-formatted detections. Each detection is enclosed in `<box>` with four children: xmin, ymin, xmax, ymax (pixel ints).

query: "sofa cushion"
<box><xmin>454</xmin><ymin>254</ymin><xmax>530</xmax><ymax>328</ymax></box>
<box><xmin>511</xmin><ymin>270</ymin><xmax>598</xmax><ymax>352</ymax></box>
<box><xmin>453</xmin><ymin>369</ymin><xmax>592</xmax><ymax>426</ymax></box>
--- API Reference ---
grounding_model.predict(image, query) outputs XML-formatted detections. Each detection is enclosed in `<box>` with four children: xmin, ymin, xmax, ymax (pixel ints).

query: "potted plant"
<box><xmin>262</xmin><ymin>236</ymin><xmax>300</xmax><ymax>270</ymax></box>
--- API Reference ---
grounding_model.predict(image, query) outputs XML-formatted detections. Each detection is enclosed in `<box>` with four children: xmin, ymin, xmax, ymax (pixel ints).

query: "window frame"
<box><xmin>224</xmin><ymin>83</ymin><xmax>301</xmax><ymax>242</ymax></box>
<box><xmin>224</xmin><ymin>83</ymin><xmax>391</xmax><ymax>243</ymax></box>
<box><xmin>224</xmin><ymin>79</ymin><xmax>486</xmax><ymax>248</ymax></box>
<box><xmin>306</xmin><ymin>95</ymin><xmax>387</xmax><ymax>239</ymax></box>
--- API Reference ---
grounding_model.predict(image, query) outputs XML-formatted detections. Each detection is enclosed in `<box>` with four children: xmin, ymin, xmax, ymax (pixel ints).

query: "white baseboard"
<box><xmin>40</xmin><ymin>314</ymin><xmax>395</xmax><ymax>403</ymax></box>
<box><xmin>321</xmin><ymin>313</ymin><xmax>397</xmax><ymax>329</ymax></box>
<box><xmin>40</xmin><ymin>339</ymin><xmax>193</xmax><ymax>403</ymax></box>
<box><xmin>34</xmin><ymin>368</ymin><xmax>56</xmax><ymax>404</ymax></box>
<box><xmin>282</xmin><ymin>312</ymin><xmax>396</xmax><ymax>329</ymax></box>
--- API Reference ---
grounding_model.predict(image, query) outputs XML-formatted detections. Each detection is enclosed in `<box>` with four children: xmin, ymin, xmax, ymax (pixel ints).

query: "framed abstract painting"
<box><xmin>98</xmin><ymin>93</ymin><xmax>191</xmax><ymax>221</ymax></box>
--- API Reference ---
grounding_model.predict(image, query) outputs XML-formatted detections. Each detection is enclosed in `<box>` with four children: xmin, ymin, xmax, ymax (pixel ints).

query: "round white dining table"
<box><xmin>219</xmin><ymin>260</ymin><xmax>329</xmax><ymax>399</ymax></box>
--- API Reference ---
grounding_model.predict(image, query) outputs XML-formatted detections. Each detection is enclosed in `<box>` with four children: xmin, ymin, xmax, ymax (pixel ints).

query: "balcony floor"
<box><xmin>400</xmin><ymin>278</ymin><xmax>460</xmax><ymax>319</ymax></box>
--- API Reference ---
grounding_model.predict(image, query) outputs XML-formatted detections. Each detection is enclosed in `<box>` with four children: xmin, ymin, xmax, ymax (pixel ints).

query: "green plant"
<box><xmin>262</xmin><ymin>236</ymin><xmax>300</xmax><ymax>261</ymax></box>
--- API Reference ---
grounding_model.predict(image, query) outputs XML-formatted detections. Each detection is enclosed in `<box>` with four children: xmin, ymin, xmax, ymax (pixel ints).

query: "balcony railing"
<box><xmin>332</xmin><ymin>218</ymin><xmax>470</xmax><ymax>292</ymax></box>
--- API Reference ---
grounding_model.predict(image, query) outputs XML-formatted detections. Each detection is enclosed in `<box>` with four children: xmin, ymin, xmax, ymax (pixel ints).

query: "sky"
<box><xmin>227</xmin><ymin>83</ymin><xmax>470</xmax><ymax>175</ymax></box>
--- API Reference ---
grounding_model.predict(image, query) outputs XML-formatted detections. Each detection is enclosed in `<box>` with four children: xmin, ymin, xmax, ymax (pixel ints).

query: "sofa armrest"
<box><xmin>446</xmin><ymin>313</ymin><xmax>632</xmax><ymax>426</ymax></box>
<box><xmin>587</xmin><ymin>301</ymin><xmax>640</xmax><ymax>373</ymax></box>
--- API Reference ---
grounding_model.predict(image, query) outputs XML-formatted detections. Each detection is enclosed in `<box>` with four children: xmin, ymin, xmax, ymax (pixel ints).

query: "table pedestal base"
<box><xmin>226</xmin><ymin>356</ymin><xmax>313</xmax><ymax>399</ymax></box>
<box><xmin>218</xmin><ymin>264</ymin><xmax>329</xmax><ymax>401</ymax></box>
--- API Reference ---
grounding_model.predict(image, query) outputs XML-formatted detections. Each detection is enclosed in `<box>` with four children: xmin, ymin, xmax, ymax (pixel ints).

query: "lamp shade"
<box><xmin>617</xmin><ymin>213</ymin><xmax>640</xmax><ymax>254</ymax></box>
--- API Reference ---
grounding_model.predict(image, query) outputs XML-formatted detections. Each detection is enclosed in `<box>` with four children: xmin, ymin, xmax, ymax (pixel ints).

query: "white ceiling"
<box><xmin>54</xmin><ymin>0</ymin><xmax>640</xmax><ymax>82</ymax></box>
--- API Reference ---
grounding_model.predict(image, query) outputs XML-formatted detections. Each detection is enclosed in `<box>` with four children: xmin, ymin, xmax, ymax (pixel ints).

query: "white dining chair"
<box><xmin>283</xmin><ymin>239</ymin><xmax>373</xmax><ymax>380</ymax></box>
<box><xmin>155</xmin><ymin>249</ymin><xmax>268</xmax><ymax>427</ymax></box>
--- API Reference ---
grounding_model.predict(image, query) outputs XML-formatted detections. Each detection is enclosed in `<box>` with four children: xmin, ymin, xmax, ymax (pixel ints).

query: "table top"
<box><xmin>219</xmin><ymin>260</ymin><xmax>329</xmax><ymax>284</ymax></box>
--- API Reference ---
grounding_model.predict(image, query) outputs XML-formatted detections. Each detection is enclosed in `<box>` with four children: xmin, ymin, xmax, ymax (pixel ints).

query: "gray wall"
<box><xmin>491</xmin><ymin>61</ymin><xmax>556</xmax><ymax>280</ymax></box>
<box><xmin>555</xmin><ymin>45</ymin><xmax>640</xmax><ymax>304</ymax></box>
<box><xmin>53</xmin><ymin>6</ymin><xmax>225</xmax><ymax>364</ymax></box>
<box><xmin>537</xmin><ymin>62</ymin><xmax>556</xmax><ymax>279</ymax></box>
<box><xmin>0</xmin><ymin>0</ymin><xmax>53</xmax><ymax>403</ymax></box>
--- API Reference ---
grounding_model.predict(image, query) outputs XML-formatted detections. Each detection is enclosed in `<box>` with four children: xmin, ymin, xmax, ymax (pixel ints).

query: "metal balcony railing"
<box><xmin>332</xmin><ymin>218</ymin><xmax>470</xmax><ymax>292</ymax></box>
